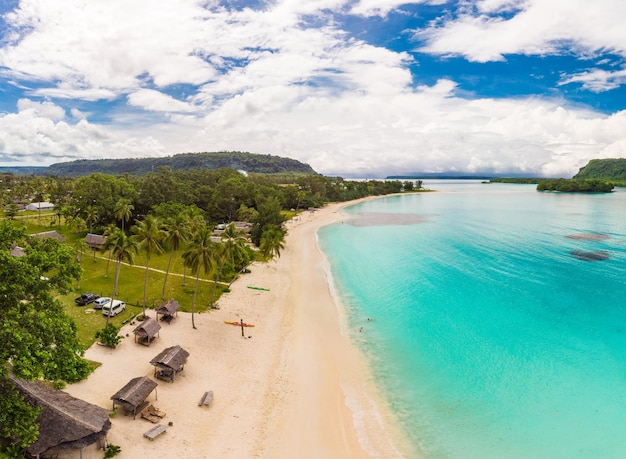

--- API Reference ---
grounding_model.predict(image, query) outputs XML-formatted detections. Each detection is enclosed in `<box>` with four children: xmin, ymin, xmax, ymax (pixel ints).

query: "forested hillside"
<box><xmin>44</xmin><ymin>151</ymin><xmax>317</xmax><ymax>176</ymax></box>
<box><xmin>573</xmin><ymin>158</ymin><xmax>626</xmax><ymax>181</ymax></box>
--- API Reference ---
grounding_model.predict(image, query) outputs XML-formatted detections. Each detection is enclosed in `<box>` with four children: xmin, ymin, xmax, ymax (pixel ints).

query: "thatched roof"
<box><xmin>133</xmin><ymin>317</ymin><xmax>161</xmax><ymax>338</ymax></box>
<box><xmin>110</xmin><ymin>376</ymin><xmax>157</xmax><ymax>410</ymax></box>
<box><xmin>85</xmin><ymin>233</ymin><xmax>106</xmax><ymax>248</ymax></box>
<box><xmin>157</xmin><ymin>299</ymin><xmax>180</xmax><ymax>316</ymax></box>
<box><xmin>10</xmin><ymin>246</ymin><xmax>25</xmax><ymax>257</ymax></box>
<box><xmin>31</xmin><ymin>230</ymin><xmax>65</xmax><ymax>242</ymax></box>
<box><xmin>150</xmin><ymin>345</ymin><xmax>189</xmax><ymax>372</ymax></box>
<box><xmin>11</xmin><ymin>377</ymin><xmax>111</xmax><ymax>456</ymax></box>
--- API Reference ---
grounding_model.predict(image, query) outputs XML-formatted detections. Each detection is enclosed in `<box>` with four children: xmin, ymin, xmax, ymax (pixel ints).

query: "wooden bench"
<box><xmin>198</xmin><ymin>391</ymin><xmax>214</xmax><ymax>407</ymax></box>
<box><xmin>143</xmin><ymin>424</ymin><xmax>167</xmax><ymax>440</ymax></box>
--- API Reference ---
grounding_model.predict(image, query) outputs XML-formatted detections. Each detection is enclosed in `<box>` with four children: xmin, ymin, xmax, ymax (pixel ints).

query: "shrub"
<box><xmin>95</xmin><ymin>324</ymin><xmax>123</xmax><ymax>348</ymax></box>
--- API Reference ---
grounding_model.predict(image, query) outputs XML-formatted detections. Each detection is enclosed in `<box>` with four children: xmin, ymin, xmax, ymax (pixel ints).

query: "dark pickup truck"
<box><xmin>75</xmin><ymin>293</ymin><xmax>100</xmax><ymax>306</ymax></box>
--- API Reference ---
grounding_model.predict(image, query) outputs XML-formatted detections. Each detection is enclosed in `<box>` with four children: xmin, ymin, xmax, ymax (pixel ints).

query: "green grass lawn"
<box><xmin>60</xmin><ymin>256</ymin><xmax>227</xmax><ymax>349</ymax></box>
<box><xmin>18</xmin><ymin>217</ymin><xmax>233</xmax><ymax>349</ymax></box>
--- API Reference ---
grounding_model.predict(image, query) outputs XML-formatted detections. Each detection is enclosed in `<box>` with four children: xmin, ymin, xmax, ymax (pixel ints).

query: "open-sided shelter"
<box><xmin>110</xmin><ymin>376</ymin><xmax>158</xmax><ymax>419</ymax></box>
<box><xmin>150</xmin><ymin>345</ymin><xmax>190</xmax><ymax>382</ymax></box>
<box><xmin>11</xmin><ymin>376</ymin><xmax>111</xmax><ymax>458</ymax></box>
<box><xmin>156</xmin><ymin>299</ymin><xmax>180</xmax><ymax>323</ymax></box>
<box><xmin>133</xmin><ymin>317</ymin><xmax>161</xmax><ymax>346</ymax></box>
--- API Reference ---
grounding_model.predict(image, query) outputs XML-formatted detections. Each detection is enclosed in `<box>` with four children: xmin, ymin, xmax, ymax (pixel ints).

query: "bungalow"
<box><xmin>31</xmin><ymin>230</ymin><xmax>65</xmax><ymax>242</ymax></box>
<box><xmin>26</xmin><ymin>202</ymin><xmax>54</xmax><ymax>211</ymax></box>
<box><xmin>11</xmin><ymin>376</ymin><xmax>111</xmax><ymax>459</ymax></box>
<box><xmin>85</xmin><ymin>233</ymin><xmax>107</xmax><ymax>251</ymax></box>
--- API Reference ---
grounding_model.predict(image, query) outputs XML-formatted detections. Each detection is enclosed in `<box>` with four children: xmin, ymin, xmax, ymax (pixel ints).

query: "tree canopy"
<box><xmin>0</xmin><ymin>221</ymin><xmax>89</xmax><ymax>449</ymax></box>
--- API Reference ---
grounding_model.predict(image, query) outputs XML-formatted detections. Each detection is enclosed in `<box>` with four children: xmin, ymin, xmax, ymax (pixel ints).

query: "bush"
<box><xmin>104</xmin><ymin>443</ymin><xmax>121</xmax><ymax>458</ymax></box>
<box><xmin>95</xmin><ymin>324</ymin><xmax>123</xmax><ymax>348</ymax></box>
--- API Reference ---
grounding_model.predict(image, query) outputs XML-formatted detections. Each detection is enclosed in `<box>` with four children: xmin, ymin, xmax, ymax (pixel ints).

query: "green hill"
<box><xmin>43</xmin><ymin>151</ymin><xmax>317</xmax><ymax>176</ymax></box>
<box><xmin>573</xmin><ymin>158</ymin><xmax>626</xmax><ymax>181</ymax></box>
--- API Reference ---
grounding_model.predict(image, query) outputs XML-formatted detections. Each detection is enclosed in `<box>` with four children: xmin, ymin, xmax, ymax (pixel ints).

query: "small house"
<box><xmin>26</xmin><ymin>202</ymin><xmax>54</xmax><ymax>211</ymax></box>
<box><xmin>150</xmin><ymin>345</ymin><xmax>190</xmax><ymax>382</ymax></box>
<box><xmin>156</xmin><ymin>299</ymin><xmax>180</xmax><ymax>323</ymax></box>
<box><xmin>85</xmin><ymin>233</ymin><xmax>107</xmax><ymax>251</ymax></box>
<box><xmin>11</xmin><ymin>376</ymin><xmax>111</xmax><ymax>458</ymax></box>
<box><xmin>110</xmin><ymin>376</ymin><xmax>158</xmax><ymax>418</ymax></box>
<box><xmin>133</xmin><ymin>317</ymin><xmax>161</xmax><ymax>346</ymax></box>
<box><xmin>31</xmin><ymin>230</ymin><xmax>65</xmax><ymax>242</ymax></box>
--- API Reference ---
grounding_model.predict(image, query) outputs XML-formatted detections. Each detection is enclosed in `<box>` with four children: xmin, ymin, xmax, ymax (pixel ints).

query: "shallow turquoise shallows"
<box><xmin>318</xmin><ymin>181</ymin><xmax>626</xmax><ymax>459</ymax></box>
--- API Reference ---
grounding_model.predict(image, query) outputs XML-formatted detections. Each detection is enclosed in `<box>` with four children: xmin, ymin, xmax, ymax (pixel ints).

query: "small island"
<box><xmin>489</xmin><ymin>158</ymin><xmax>626</xmax><ymax>192</ymax></box>
<box><xmin>536</xmin><ymin>178</ymin><xmax>614</xmax><ymax>192</ymax></box>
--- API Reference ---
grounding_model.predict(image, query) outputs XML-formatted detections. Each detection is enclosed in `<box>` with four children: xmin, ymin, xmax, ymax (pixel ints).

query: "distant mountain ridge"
<box><xmin>573</xmin><ymin>158</ymin><xmax>626</xmax><ymax>181</ymax></box>
<box><xmin>43</xmin><ymin>151</ymin><xmax>317</xmax><ymax>176</ymax></box>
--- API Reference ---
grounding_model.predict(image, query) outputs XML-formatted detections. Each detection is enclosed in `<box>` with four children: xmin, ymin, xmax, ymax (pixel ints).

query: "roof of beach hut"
<box><xmin>11</xmin><ymin>376</ymin><xmax>111</xmax><ymax>456</ymax></box>
<box><xmin>150</xmin><ymin>345</ymin><xmax>190</xmax><ymax>372</ymax></box>
<box><xmin>110</xmin><ymin>376</ymin><xmax>157</xmax><ymax>409</ymax></box>
<box><xmin>157</xmin><ymin>299</ymin><xmax>180</xmax><ymax>316</ymax></box>
<box><xmin>133</xmin><ymin>317</ymin><xmax>162</xmax><ymax>339</ymax></box>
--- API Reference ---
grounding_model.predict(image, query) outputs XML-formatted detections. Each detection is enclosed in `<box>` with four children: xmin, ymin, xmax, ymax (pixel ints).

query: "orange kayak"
<box><xmin>224</xmin><ymin>320</ymin><xmax>255</xmax><ymax>327</ymax></box>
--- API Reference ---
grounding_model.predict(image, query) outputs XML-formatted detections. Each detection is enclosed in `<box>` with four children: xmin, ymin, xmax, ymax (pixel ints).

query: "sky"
<box><xmin>0</xmin><ymin>0</ymin><xmax>625</xmax><ymax>178</ymax></box>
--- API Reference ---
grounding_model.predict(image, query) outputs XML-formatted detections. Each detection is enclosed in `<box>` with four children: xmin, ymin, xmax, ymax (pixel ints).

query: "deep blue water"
<box><xmin>318</xmin><ymin>181</ymin><xmax>626</xmax><ymax>459</ymax></box>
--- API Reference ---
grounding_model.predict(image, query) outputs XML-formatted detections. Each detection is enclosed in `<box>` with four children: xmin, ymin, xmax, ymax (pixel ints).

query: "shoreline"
<box><xmin>64</xmin><ymin>197</ymin><xmax>413</xmax><ymax>458</ymax></box>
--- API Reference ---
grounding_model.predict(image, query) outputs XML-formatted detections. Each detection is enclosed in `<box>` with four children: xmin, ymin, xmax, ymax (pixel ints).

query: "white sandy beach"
<box><xmin>65</xmin><ymin>200</ymin><xmax>411</xmax><ymax>459</ymax></box>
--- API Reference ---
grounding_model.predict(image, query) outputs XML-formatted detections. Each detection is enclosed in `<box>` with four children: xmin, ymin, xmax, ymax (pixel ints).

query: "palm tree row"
<box><xmin>101</xmin><ymin>211</ymin><xmax>251</xmax><ymax>327</ymax></box>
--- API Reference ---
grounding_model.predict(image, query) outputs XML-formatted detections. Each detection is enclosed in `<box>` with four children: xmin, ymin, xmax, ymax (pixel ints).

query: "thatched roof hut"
<box><xmin>110</xmin><ymin>376</ymin><xmax>157</xmax><ymax>418</ymax></box>
<box><xmin>31</xmin><ymin>230</ymin><xmax>65</xmax><ymax>242</ymax></box>
<box><xmin>10</xmin><ymin>245</ymin><xmax>25</xmax><ymax>257</ymax></box>
<box><xmin>133</xmin><ymin>317</ymin><xmax>161</xmax><ymax>346</ymax></box>
<box><xmin>156</xmin><ymin>299</ymin><xmax>180</xmax><ymax>323</ymax></box>
<box><xmin>11</xmin><ymin>377</ymin><xmax>111</xmax><ymax>458</ymax></box>
<box><xmin>85</xmin><ymin>233</ymin><xmax>107</xmax><ymax>250</ymax></box>
<box><xmin>150</xmin><ymin>345</ymin><xmax>190</xmax><ymax>382</ymax></box>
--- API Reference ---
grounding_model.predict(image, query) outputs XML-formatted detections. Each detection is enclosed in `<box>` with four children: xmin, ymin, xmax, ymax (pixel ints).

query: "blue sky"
<box><xmin>0</xmin><ymin>0</ymin><xmax>625</xmax><ymax>177</ymax></box>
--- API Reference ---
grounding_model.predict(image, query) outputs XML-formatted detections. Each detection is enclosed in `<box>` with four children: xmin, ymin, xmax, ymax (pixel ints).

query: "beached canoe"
<box><xmin>247</xmin><ymin>286</ymin><xmax>270</xmax><ymax>291</ymax></box>
<box><xmin>224</xmin><ymin>320</ymin><xmax>255</xmax><ymax>327</ymax></box>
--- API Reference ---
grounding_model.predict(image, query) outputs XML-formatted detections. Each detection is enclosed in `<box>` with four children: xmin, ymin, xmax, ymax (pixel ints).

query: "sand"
<box><xmin>65</xmin><ymin>199</ymin><xmax>411</xmax><ymax>459</ymax></box>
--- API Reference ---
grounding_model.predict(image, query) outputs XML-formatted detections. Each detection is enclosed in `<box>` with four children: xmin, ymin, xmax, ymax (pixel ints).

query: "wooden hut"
<box><xmin>110</xmin><ymin>376</ymin><xmax>158</xmax><ymax>419</ymax></box>
<box><xmin>85</xmin><ymin>233</ymin><xmax>107</xmax><ymax>251</ymax></box>
<box><xmin>11</xmin><ymin>376</ymin><xmax>111</xmax><ymax>458</ymax></box>
<box><xmin>133</xmin><ymin>317</ymin><xmax>161</xmax><ymax>346</ymax></box>
<box><xmin>31</xmin><ymin>230</ymin><xmax>65</xmax><ymax>242</ymax></box>
<box><xmin>156</xmin><ymin>299</ymin><xmax>180</xmax><ymax>323</ymax></box>
<box><xmin>150</xmin><ymin>345</ymin><xmax>190</xmax><ymax>382</ymax></box>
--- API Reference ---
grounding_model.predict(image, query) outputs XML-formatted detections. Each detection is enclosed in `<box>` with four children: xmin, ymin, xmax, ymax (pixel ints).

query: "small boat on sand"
<box><xmin>224</xmin><ymin>320</ymin><xmax>255</xmax><ymax>327</ymax></box>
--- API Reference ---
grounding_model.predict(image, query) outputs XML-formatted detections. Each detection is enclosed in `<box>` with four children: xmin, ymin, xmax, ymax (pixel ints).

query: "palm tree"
<box><xmin>114</xmin><ymin>198</ymin><xmax>134</xmax><ymax>231</ymax></box>
<box><xmin>85</xmin><ymin>206</ymin><xmax>99</xmax><ymax>261</ymax></box>
<box><xmin>210</xmin><ymin>223</ymin><xmax>248</xmax><ymax>307</ymax></box>
<box><xmin>161</xmin><ymin>214</ymin><xmax>190</xmax><ymax>300</ymax></box>
<box><xmin>102</xmin><ymin>230</ymin><xmax>137</xmax><ymax>327</ymax></box>
<box><xmin>260</xmin><ymin>224</ymin><xmax>286</xmax><ymax>260</ymax></box>
<box><xmin>182</xmin><ymin>225</ymin><xmax>215</xmax><ymax>329</ymax></box>
<box><xmin>181</xmin><ymin>207</ymin><xmax>205</xmax><ymax>287</ymax></box>
<box><xmin>102</xmin><ymin>223</ymin><xmax>118</xmax><ymax>278</ymax></box>
<box><xmin>132</xmin><ymin>215</ymin><xmax>164</xmax><ymax>317</ymax></box>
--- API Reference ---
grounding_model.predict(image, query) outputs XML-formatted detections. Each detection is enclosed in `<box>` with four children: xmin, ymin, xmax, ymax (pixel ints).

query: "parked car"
<box><xmin>75</xmin><ymin>293</ymin><xmax>100</xmax><ymax>306</ymax></box>
<box><xmin>102</xmin><ymin>300</ymin><xmax>126</xmax><ymax>317</ymax></box>
<box><xmin>92</xmin><ymin>297</ymin><xmax>112</xmax><ymax>310</ymax></box>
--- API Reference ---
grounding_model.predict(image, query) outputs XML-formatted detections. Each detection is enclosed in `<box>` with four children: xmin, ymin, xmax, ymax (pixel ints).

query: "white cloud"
<box><xmin>559</xmin><ymin>68</ymin><xmax>626</xmax><ymax>93</ymax></box>
<box><xmin>417</xmin><ymin>0</ymin><xmax>626</xmax><ymax>62</ymax></box>
<box><xmin>0</xmin><ymin>0</ymin><xmax>624</xmax><ymax>177</ymax></box>
<box><xmin>350</xmin><ymin>0</ymin><xmax>445</xmax><ymax>18</ymax></box>
<box><xmin>127</xmin><ymin>89</ymin><xmax>198</xmax><ymax>113</ymax></box>
<box><xmin>0</xmin><ymin>99</ymin><xmax>166</xmax><ymax>164</ymax></box>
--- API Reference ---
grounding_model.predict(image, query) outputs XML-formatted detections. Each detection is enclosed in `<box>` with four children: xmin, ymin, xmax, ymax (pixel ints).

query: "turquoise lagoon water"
<box><xmin>318</xmin><ymin>181</ymin><xmax>626</xmax><ymax>459</ymax></box>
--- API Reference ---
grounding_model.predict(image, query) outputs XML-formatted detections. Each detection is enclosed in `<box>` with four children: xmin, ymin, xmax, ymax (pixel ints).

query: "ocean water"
<box><xmin>318</xmin><ymin>181</ymin><xmax>626</xmax><ymax>459</ymax></box>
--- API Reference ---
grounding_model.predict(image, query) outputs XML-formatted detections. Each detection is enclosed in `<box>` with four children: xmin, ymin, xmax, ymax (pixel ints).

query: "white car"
<box><xmin>92</xmin><ymin>297</ymin><xmax>112</xmax><ymax>310</ymax></box>
<box><xmin>102</xmin><ymin>300</ymin><xmax>126</xmax><ymax>317</ymax></box>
